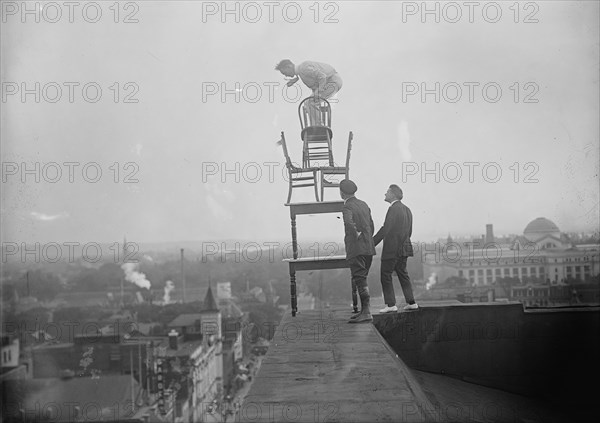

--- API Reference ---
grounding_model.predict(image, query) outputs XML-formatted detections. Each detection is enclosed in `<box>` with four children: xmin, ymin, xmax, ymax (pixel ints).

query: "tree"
<box><xmin>17</xmin><ymin>270</ymin><xmax>63</xmax><ymax>301</ymax></box>
<box><xmin>442</xmin><ymin>276</ymin><xmax>468</xmax><ymax>288</ymax></box>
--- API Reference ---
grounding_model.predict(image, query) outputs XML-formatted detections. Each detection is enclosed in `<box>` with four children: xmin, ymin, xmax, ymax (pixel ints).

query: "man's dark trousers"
<box><xmin>381</xmin><ymin>256</ymin><xmax>414</xmax><ymax>307</ymax></box>
<box><xmin>350</xmin><ymin>255</ymin><xmax>373</xmax><ymax>294</ymax></box>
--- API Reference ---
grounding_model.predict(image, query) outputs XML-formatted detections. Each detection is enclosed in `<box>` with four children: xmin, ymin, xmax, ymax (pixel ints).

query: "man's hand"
<box><xmin>286</xmin><ymin>76</ymin><xmax>299</xmax><ymax>87</ymax></box>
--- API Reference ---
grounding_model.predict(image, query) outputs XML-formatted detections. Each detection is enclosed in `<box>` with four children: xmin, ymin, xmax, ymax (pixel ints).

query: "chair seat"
<box><xmin>301</xmin><ymin>126</ymin><xmax>333</xmax><ymax>141</ymax></box>
<box><xmin>320</xmin><ymin>166</ymin><xmax>347</xmax><ymax>172</ymax></box>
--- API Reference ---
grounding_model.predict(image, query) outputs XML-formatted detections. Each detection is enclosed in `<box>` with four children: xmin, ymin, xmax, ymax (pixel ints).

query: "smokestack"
<box><xmin>485</xmin><ymin>224</ymin><xmax>494</xmax><ymax>245</ymax></box>
<box><xmin>168</xmin><ymin>329</ymin><xmax>178</xmax><ymax>350</ymax></box>
<box><xmin>121</xmin><ymin>236</ymin><xmax>126</xmax><ymax>307</ymax></box>
<box><xmin>180</xmin><ymin>248</ymin><xmax>186</xmax><ymax>303</ymax></box>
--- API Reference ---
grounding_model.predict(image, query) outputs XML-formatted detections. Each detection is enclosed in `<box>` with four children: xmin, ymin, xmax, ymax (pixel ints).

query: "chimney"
<box><xmin>168</xmin><ymin>329</ymin><xmax>178</xmax><ymax>350</ymax></box>
<box><xmin>485</xmin><ymin>224</ymin><xmax>494</xmax><ymax>245</ymax></box>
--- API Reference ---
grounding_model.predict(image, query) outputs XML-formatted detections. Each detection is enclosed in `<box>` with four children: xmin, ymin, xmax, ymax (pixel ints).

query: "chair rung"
<box><xmin>292</xmin><ymin>183</ymin><xmax>317</xmax><ymax>188</ymax></box>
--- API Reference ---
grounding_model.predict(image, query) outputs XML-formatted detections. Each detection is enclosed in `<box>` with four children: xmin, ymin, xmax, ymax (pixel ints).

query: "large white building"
<box><xmin>424</xmin><ymin>217</ymin><xmax>600</xmax><ymax>287</ymax></box>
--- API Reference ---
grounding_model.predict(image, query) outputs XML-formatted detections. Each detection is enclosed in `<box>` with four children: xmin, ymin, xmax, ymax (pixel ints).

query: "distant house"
<box><xmin>1</xmin><ymin>335</ymin><xmax>27</xmax><ymax>382</ymax></box>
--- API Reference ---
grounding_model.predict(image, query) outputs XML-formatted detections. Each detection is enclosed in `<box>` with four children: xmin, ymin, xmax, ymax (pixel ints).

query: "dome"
<box><xmin>523</xmin><ymin>217</ymin><xmax>560</xmax><ymax>241</ymax></box>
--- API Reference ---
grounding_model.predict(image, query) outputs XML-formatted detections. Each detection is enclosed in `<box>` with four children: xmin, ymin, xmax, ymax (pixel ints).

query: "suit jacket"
<box><xmin>342</xmin><ymin>197</ymin><xmax>376</xmax><ymax>259</ymax></box>
<box><xmin>373</xmin><ymin>200</ymin><xmax>414</xmax><ymax>260</ymax></box>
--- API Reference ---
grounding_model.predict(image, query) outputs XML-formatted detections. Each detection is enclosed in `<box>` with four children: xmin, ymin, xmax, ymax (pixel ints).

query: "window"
<box><xmin>504</xmin><ymin>268</ymin><xmax>510</xmax><ymax>276</ymax></box>
<box><xmin>539</xmin><ymin>267</ymin><xmax>545</xmax><ymax>274</ymax></box>
<box><xmin>521</xmin><ymin>267</ymin><xmax>528</xmax><ymax>276</ymax></box>
<box><xmin>458</xmin><ymin>270</ymin><xmax>464</xmax><ymax>277</ymax></box>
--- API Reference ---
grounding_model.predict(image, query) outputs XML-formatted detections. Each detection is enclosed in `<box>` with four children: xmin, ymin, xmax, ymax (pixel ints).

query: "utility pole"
<box><xmin>121</xmin><ymin>236</ymin><xmax>126</xmax><ymax>307</ymax></box>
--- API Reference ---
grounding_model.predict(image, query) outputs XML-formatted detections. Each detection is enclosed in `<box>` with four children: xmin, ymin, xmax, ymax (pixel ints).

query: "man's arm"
<box><xmin>342</xmin><ymin>207</ymin><xmax>360</xmax><ymax>239</ymax></box>
<box><xmin>315</xmin><ymin>71</ymin><xmax>328</xmax><ymax>94</ymax></box>
<box><xmin>373</xmin><ymin>208</ymin><xmax>392</xmax><ymax>246</ymax></box>
<box><xmin>286</xmin><ymin>76</ymin><xmax>299</xmax><ymax>87</ymax></box>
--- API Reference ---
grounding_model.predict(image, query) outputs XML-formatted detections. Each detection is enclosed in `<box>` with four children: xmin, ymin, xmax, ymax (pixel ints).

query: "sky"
<box><xmin>1</xmin><ymin>1</ymin><xmax>599</xmax><ymax>248</ymax></box>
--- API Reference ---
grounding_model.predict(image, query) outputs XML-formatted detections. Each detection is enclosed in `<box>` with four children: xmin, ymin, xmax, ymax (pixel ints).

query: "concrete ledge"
<box><xmin>373</xmin><ymin>301</ymin><xmax>600</xmax><ymax>408</ymax></box>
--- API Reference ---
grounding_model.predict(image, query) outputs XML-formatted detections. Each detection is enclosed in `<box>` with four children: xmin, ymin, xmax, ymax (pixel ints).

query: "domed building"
<box><xmin>513</xmin><ymin>217</ymin><xmax>571</xmax><ymax>250</ymax></box>
<box><xmin>423</xmin><ymin>218</ymin><xmax>599</xmax><ymax>302</ymax></box>
<box><xmin>523</xmin><ymin>217</ymin><xmax>561</xmax><ymax>242</ymax></box>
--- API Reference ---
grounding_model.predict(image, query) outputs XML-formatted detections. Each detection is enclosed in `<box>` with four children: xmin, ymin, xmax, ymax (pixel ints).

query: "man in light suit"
<box><xmin>373</xmin><ymin>184</ymin><xmax>419</xmax><ymax>312</ymax></box>
<box><xmin>339</xmin><ymin>179</ymin><xmax>376</xmax><ymax>323</ymax></box>
<box><xmin>275</xmin><ymin>59</ymin><xmax>343</xmax><ymax>125</ymax></box>
<box><xmin>275</xmin><ymin>59</ymin><xmax>343</xmax><ymax>100</ymax></box>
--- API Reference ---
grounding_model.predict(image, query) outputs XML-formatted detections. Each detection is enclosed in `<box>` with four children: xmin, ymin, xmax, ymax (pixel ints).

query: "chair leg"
<box><xmin>320</xmin><ymin>176</ymin><xmax>325</xmax><ymax>201</ymax></box>
<box><xmin>327</xmin><ymin>132</ymin><xmax>334</xmax><ymax>166</ymax></box>
<box><xmin>314</xmin><ymin>170</ymin><xmax>320</xmax><ymax>202</ymax></box>
<box><xmin>287</xmin><ymin>176</ymin><xmax>293</xmax><ymax>204</ymax></box>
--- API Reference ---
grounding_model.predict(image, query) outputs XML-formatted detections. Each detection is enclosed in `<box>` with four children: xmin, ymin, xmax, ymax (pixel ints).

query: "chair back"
<box><xmin>298</xmin><ymin>96</ymin><xmax>332</xmax><ymax>130</ymax></box>
<box><xmin>279</xmin><ymin>132</ymin><xmax>293</xmax><ymax>168</ymax></box>
<box><xmin>345</xmin><ymin>131</ymin><xmax>353</xmax><ymax>177</ymax></box>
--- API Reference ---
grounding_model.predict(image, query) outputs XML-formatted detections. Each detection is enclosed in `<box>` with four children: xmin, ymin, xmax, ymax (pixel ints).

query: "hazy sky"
<box><xmin>2</xmin><ymin>1</ymin><xmax>599</xmax><ymax>247</ymax></box>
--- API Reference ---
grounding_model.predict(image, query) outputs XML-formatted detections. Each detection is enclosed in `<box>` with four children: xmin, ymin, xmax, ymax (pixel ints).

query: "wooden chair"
<box><xmin>297</xmin><ymin>97</ymin><xmax>334</xmax><ymax>168</ymax></box>
<box><xmin>278</xmin><ymin>131</ymin><xmax>320</xmax><ymax>203</ymax></box>
<box><xmin>320</xmin><ymin>131</ymin><xmax>353</xmax><ymax>201</ymax></box>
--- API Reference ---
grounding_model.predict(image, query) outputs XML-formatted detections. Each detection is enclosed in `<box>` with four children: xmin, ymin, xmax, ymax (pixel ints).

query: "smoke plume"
<box><xmin>163</xmin><ymin>280</ymin><xmax>175</xmax><ymax>304</ymax></box>
<box><xmin>426</xmin><ymin>273</ymin><xmax>438</xmax><ymax>290</ymax></box>
<box><xmin>121</xmin><ymin>263</ymin><xmax>151</xmax><ymax>290</ymax></box>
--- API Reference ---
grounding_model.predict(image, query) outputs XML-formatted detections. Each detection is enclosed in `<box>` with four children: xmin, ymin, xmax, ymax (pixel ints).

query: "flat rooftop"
<box><xmin>241</xmin><ymin>302</ymin><xmax>580</xmax><ymax>422</ymax></box>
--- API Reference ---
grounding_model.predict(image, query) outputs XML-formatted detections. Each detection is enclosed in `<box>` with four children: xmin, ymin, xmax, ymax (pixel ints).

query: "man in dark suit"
<box><xmin>373</xmin><ymin>184</ymin><xmax>418</xmax><ymax>312</ymax></box>
<box><xmin>339</xmin><ymin>179</ymin><xmax>376</xmax><ymax>323</ymax></box>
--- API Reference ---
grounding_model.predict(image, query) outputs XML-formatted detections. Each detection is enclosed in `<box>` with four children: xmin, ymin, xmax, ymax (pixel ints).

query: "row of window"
<box><xmin>460</xmin><ymin>267</ymin><xmax>545</xmax><ymax>278</ymax></box>
<box><xmin>2</xmin><ymin>349</ymin><xmax>12</xmax><ymax>363</ymax></box>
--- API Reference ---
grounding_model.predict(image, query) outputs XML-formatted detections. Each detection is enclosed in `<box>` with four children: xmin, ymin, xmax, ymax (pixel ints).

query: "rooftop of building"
<box><xmin>3</xmin><ymin>374</ymin><xmax>142</xmax><ymax>421</ymax></box>
<box><xmin>523</xmin><ymin>217</ymin><xmax>560</xmax><ymax>234</ymax></box>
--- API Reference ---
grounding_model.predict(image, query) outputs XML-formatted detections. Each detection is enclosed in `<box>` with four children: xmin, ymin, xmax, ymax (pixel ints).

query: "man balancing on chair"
<box><xmin>339</xmin><ymin>179</ymin><xmax>376</xmax><ymax>323</ymax></box>
<box><xmin>275</xmin><ymin>59</ymin><xmax>342</xmax><ymax>125</ymax></box>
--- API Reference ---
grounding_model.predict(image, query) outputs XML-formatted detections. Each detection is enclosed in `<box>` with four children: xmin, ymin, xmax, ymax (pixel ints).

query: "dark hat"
<box><xmin>339</xmin><ymin>179</ymin><xmax>357</xmax><ymax>195</ymax></box>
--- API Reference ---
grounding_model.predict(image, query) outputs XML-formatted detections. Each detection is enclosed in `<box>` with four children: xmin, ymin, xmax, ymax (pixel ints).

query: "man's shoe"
<box><xmin>403</xmin><ymin>303</ymin><xmax>419</xmax><ymax>311</ymax></box>
<box><xmin>379</xmin><ymin>305</ymin><xmax>398</xmax><ymax>313</ymax></box>
<box><xmin>350</xmin><ymin>310</ymin><xmax>361</xmax><ymax>319</ymax></box>
<box><xmin>349</xmin><ymin>312</ymin><xmax>373</xmax><ymax>323</ymax></box>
